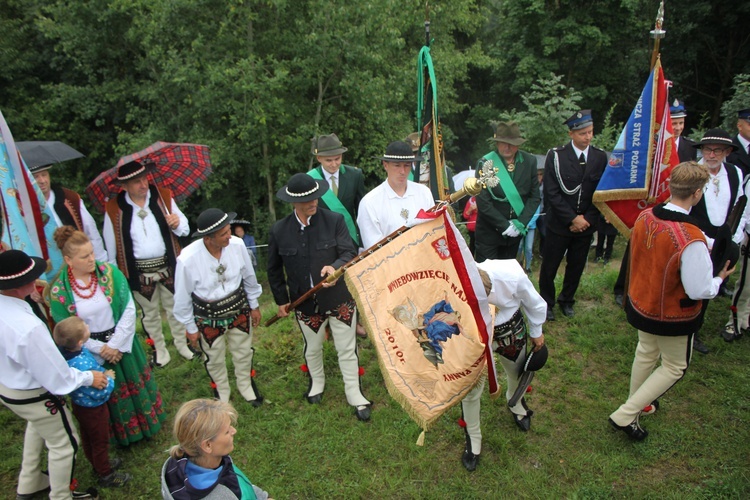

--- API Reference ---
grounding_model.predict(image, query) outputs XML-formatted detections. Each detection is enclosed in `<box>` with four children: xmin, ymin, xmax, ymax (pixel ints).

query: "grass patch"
<box><xmin>1</xmin><ymin>239</ymin><xmax>749</xmax><ymax>498</ymax></box>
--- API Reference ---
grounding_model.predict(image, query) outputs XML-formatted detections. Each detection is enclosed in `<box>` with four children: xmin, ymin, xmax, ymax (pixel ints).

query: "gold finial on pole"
<box><xmin>649</xmin><ymin>1</ymin><xmax>666</xmax><ymax>70</ymax></box>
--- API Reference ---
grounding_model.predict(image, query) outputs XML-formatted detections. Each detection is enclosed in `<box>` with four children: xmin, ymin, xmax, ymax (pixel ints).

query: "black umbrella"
<box><xmin>16</xmin><ymin>141</ymin><xmax>84</xmax><ymax>169</ymax></box>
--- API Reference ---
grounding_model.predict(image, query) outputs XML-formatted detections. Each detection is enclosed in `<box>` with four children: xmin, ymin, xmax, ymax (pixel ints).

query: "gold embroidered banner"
<box><xmin>345</xmin><ymin>211</ymin><xmax>496</xmax><ymax>431</ymax></box>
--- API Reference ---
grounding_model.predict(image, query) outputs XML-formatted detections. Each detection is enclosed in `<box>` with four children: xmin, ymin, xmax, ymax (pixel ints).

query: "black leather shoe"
<box><xmin>16</xmin><ymin>488</ymin><xmax>50</xmax><ymax>500</ymax></box>
<box><xmin>461</xmin><ymin>449</ymin><xmax>479</xmax><ymax>471</ymax></box>
<box><xmin>248</xmin><ymin>395</ymin><xmax>264</xmax><ymax>408</ymax></box>
<box><xmin>609</xmin><ymin>417</ymin><xmax>648</xmax><ymax>441</ymax></box>
<box><xmin>722</xmin><ymin>325</ymin><xmax>738</xmax><ymax>342</ymax></box>
<box><xmin>513</xmin><ymin>411</ymin><xmax>533</xmax><ymax>432</ymax></box>
<box><xmin>614</xmin><ymin>294</ymin><xmax>624</xmax><ymax>307</ymax></box>
<box><xmin>546</xmin><ymin>307</ymin><xmax>556</xmax><ymax>322</ymax></box>
<box><xmin>693</xmin><ymin>336</ymin><xmax>709</xmax><ymax>354</ymax></box>
<box><xmin>560</xmin><ymin>304</ymin><xmax>575</xmax><ymax>318</ymax></box>
<box><xmin>306</xmin><ymin>393</ymin><xmax>323</xmax><ymax>405</ymax></box>
<box><xmin>355</xmin><ymin>405</ymin><xmax>371</xmax><ymax>421</ymax></box>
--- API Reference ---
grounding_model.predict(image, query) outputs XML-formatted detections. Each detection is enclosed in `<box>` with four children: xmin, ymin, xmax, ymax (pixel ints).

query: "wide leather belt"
<box><xmin>91</xmin><ymin>327</ymin><xmax>115</xmax><ymax>342</ymax></box>
<box><xmin>493</xmin><ymin>310</ymin><xmax>524</xmax><ymax>344</ymax></box>
<box><xmin>135</xmin><ymin>255</ymin><xmax>168</xmax><ymax>272</ymax></box>
<box><xmin>192</xmin><ymin>287</ymin><xmax>247</xmax><ymax>319</ymax></box>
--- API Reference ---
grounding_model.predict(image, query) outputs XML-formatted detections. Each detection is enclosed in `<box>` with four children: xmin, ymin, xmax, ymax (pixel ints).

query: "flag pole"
<box><xmin>649</xmin><ymin>1</ymin><xmax>665</xmax><ymax>71</ymax></box>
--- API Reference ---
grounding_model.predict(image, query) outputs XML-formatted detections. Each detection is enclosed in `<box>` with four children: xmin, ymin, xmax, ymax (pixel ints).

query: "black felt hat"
<box><xmin>711</xmin><ymin>225</ymin><xmax>740</xmax><ymax>276</ymax></box>
<box><xmin>523</xmin><ymin>344</ymin><xmax>549</xmax><ymax>372</ymax></box>
<box><xmin>276</xmin><ymin>173</ymin><xmax>328</xmax><ymax>203</ymax></box>
<box><xmin>114</xmin><ymin>160</ymin><xmax>148</xmax><ymax>183</ymax></box>
<box><xmin>192</xmin><ymin>208</ymin><xmax>236</xmax><ymax>238</ymax></box>
<box><xmin>0</xmin><ymin>250</ymin><xmax>47</xmax><ymax>290</ymax></box>
<box><xmin>375</xmin><ymin>141</ymin><xmax>423</xmax><ymax>162</ymax></box>
<box><xmin>693</xmin><ymin>128</ymin><xmax>738</xmax><ymax>151</ymax></box>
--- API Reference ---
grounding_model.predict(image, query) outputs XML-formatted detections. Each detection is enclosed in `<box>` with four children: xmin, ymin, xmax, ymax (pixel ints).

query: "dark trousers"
<box><xmin>539</xmin><ymin>230</ymin><xmax>592</xmax><ymax>307</ymax></box>
<box><xmin>475</xmin><ymin>237</ymin><xmax>522</xmax><ymax>262</ymax></box>
<box><xmin>596</xmin><ymin>233</ymin><xmax>617</xmax><ymax>259</ymax></box>
<box><xmin>614</xmin><ymin>242</ymin><xmax>630</xmax><ymax>296</ymax></box>
<box><xmin>72</xmin><ymin>403</ymin><xmax>112</xmax><ymax>477</ymax></box>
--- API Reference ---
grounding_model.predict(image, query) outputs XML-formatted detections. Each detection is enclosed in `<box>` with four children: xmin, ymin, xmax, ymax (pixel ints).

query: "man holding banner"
<box><xmin>539</xmin><ymin>110</ymin><xmax>607</xmax><ymax>320</ymax></box>
<box><xmin>474</xmin><ymin>122</ymin><xmax>540</xmax><ymax>261</ymax></box>
<box><xmin>268</xmin><ymin>173</ymin><xmax>371</xmax><ymax>421</ymax></box>
<box><xmin>459</xmin><ymin>258</ymin><xmax>547</xmax><ymax>471</ymax></box>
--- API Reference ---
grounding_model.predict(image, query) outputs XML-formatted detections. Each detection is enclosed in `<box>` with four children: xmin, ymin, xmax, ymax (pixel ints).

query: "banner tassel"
<box><xmin>416</xmin><ymin>429</ymin><xmax>426</xmax><ymax>447</ymax></box>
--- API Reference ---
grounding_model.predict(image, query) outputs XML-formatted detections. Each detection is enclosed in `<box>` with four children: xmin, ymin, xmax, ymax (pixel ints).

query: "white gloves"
<box><xmin>502</xmin><ymin>224</ymin><xmax>521</xmax><ymax>238</ymax></box>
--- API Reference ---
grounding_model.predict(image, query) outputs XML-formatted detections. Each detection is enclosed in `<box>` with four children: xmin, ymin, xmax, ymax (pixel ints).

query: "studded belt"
<box><xmin>192</xmin><ymin>287</ymin><xmax>248</xmax><ymax>320</ymax></box>
<box><xmin>135</xmin><ymin>255</ymin><xmax>168</xmax><ymax>272</ymax></box>
<box><xmin>90</xmin><ymin>327</ymin><xmax>115</xmax><ymax>342</ymax></box>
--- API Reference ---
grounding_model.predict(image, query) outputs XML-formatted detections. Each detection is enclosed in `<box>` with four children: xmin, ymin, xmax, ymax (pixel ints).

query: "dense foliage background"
<box><xmin>2</xmin><ymin>0</ymin><xmax>749</xmax><ymax>242</ymax></box>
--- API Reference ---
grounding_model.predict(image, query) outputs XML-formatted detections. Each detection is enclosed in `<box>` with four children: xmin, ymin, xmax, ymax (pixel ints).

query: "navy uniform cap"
<box><xmin>670</xmin><ymin>99</ymin><xmax>687</xmax><ymax>119</ymax></box>
<box><xmin>564</xmin><ymin>109</ymin><xmax>593</xmax><ymax>130</ymax></box>
<box><xmin>738</xmin><ymin>108</ymin><xmax>750</xmax><ymax>122</ymax></box>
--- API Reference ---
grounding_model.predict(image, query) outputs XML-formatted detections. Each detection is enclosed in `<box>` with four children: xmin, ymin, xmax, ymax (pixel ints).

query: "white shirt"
<box><xmin>572</xmin><ymin>143</ymin><xmax>590</xmax><ymax>162</ymax></box>
<box><xmin>173</xmin><ymin>236</ymin><xmax>263</xmax><ymax>334</ymax></box>
<box><xmin>698</xmin><ymin>160</ymin><xmax>746</xmax><ymax>243</ymax></box>
<box><xmin>357</xmin><ymin>180</ymin><xmax>435</xmax><ymax>250</ymax></box>
<box><xmin>666</xmin><ymin>203</ymin><xmax>723</xmax><ymax>299</ymax></box>
<box><xmin>47</xmin><ymin>190</ymin><xmax>108</xmax><ymax>263</ymax></box>
<box><xmin>0</xmin><ymin>294</ymin><xmax>93</xmax><ymax>393</ymax></box>
<box><xmin>476</xmin><ymin>259</ymin><xmax>546</xmax><ymax>338</ymax></box>
<box><xmin>103</xmin><ymin>190</ymin><xmax>190</xmax><ymax>264</ymax></box>
<box><xmin>73</xmin><ymin>281</ymin><xmax>137</xmax><ymax>364</ymax></box>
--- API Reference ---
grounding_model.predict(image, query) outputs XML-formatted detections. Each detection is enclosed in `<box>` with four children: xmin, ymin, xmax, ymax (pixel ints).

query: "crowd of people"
<box><xmin>1</xmin><ymin>103</ymin><xmax>749</xmax><ymax>497</ymax></box>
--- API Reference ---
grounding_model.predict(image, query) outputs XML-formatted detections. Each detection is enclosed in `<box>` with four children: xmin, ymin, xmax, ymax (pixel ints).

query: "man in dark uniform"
<box><xmin>307</xmin><ymin>133</ymin><xmax>365</xmax><ymax>247</ymax></box>
<box><xmin>538</xmin><ymin>110</ymin><xmax>607</xmax><ymax>320</ymax></box>
<box><xmin>670</xmin><ymin>99</ymin><xmax>698</xmax><ymax>163</ymax></box>
<box><xmin>727</xmin><ymin>108</ymin><xmax>750</xmax><ymax>177</ymax></box>
<box><xmin>474</xmin><ymin>122</ymin><xmax>541</xmax><ymax>261</ymax></box>
<box><xmin>268</xmin><ymin>173</ymin><xmax>371</xmax><ymax>421</ymax></box>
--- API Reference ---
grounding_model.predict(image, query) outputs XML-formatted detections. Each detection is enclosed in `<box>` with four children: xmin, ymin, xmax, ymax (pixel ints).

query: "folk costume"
<box><xmin>539</xmin><ymin>110</ymin><xmax>607</xmax><ymax>318</ymax></box>
<box><xmin>610</xmin><ymin>203</ymin><xmax>722</xmax><ymax>440</ymax></box>
<box><xmin>474</xmin><ymin>122</ymin><xmax>541</xmax><ymax>261</ymax></box>
<box><xmin>0</xmin><ymin>251</ymin><xmax>95</xmax><ymax>500</ymax></box>
<box><xmin>173</xmin><ymin>209</ymin><xmax>263</xmax><ymax>404</ymax></box>
<box><xmin>102</xmin><ymin>160</ymin><xmax>192</xmax><ymax>366</ymax></box>
<box><xmin>670</xmin><ymin>100</ymin><xmax>698</xmax><ymax>163</ymax></box>
<box><xmin>357</xmin><ymin>142</ymin><xmax>435</xmax><ymax>250</ymax></box>
<box><xmin>49</xmin><ymin>261</ymin><xmax>166</xmax><ymax>446</ymax></box>
<box><xmin>727</xmin><ymin>109</ymin><xmax>750</xmax><ymax>176</ymax></box>
<box><xmin>308</xmin><ymin>133</ymin><xmax>365</xmax><ymax>246</ymax></box>
<box><xmin>161</xmin><ymin>455</ymin><xmax>270</xmax><ymax>500</ymax></box>
<box><xmin>460</xmin><ymin>259</ymin><xmax>547</xmax><ymax>471</ymax></box>
<box><xmin>268</xmin><ymin>174</ymin><xmax>370</xmax><ymax>419</ymax></box>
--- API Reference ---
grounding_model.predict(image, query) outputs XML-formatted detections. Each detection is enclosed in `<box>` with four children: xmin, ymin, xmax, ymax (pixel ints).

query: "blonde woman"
<box><xmin>161</xmin><ymin>399</ymin><xmax>270</xmax><ymax>499</ymax></box>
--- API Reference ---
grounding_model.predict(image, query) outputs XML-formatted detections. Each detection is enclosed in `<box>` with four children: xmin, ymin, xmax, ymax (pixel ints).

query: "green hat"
<box><xmin>312</xmin><ymin>134</ymin><xmax>348</xmax><ymax>156</ymax></box>
<box><xmin>490</xmin><ymin>122</ymin><xmax>526</xmax><ymax>146</ymax></box>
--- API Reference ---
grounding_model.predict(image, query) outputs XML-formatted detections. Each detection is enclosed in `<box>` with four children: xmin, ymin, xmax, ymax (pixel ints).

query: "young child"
<box><xmin>52</xmin><ymin>317</ymin><xmax>132</xmax><ymax>488</ymax></box>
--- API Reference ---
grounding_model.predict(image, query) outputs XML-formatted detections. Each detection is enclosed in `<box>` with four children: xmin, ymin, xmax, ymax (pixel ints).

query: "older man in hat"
<box><xmin>459</xmin><ymin>258</ymin><xmax>547</xmax><ymax>471</ymax></box>
<box><xmin>539</xmin><ymin>110</ymin><xmax>607</xmax><ymax>320</ymax></box>
<box><xmin>670</xmin><ymin>99</ymin><xmax>698</xmax><ymax>163</ymax></box>
<box><xmin>268</xmin><ymin>173</ymin><xmax>371</xmax><ymax>421</ymax></box>
<box><xmin>173</xmin><ymin>209</ymin><xmax>263</xmax><ymax>405</ymax></box>
<box><xmin>609</xmin><ymin>161</ymin><xmax>734</xmax><ymax>442</ymax></box>
<box><xmin>102</xmin><ymin>160</ymin><xmax>193</xmax><ymax>366</ymax></box>
<box><xmin>0</xmin><ymin>250</ymin><xmax>108</xmax><ymax>500</ymax></box>
<box><xmin>474</xmin><ymin>122</ymin><xmax>540</xmax><ymax>261</ymax></box>
<box><xmin>30</xmin><ymin>163</ymin><xmax>107</xmax><ymax>278</ymax></box>
<box><xmin>727</xmin><ymin>108</ymin><xmax>750</xmax><ymax>176</ymax></box>
<box><xmin>357</xmin><ymin>141</ymin><xmax>435</xmax><ymax>250</ymax></box>
<box><xmin>307</xmin><ymin>133</ymin><xmax>365</xmax><ymax>247</ymax></box>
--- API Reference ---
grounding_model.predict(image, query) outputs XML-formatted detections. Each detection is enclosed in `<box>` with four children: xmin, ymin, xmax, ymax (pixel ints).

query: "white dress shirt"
<box><xmin>47</xmin><ymin>190</ymin><xmax>108</xmax><ymax>263</ymax></box>
<box><xmin>665</xmin><ymin>203</ymin><xmax>722</xmax><ymax>299</ymax></box>
<box><xmin>74</xmin><ymin>282</ymin><xmax>137</xmax><ymax>364</ymax></box>
<box><xmin>357</xmin><ymin>180</ymin><xmax>435</xmax><ymax>250</ymax></box>
<box><xmin>103</xmin><ymin>190</ymin><xmax>189</xmax><ymax>264</ymax></box>
<box><xmin>173</xmin><ymin>236</ymin><xmax>263</xmax><ymax>334</ymax></box>
<box><xmin>0</xmin><ymin>294</ymin><xmax>93</xmax><ymax>393</ymax></box>
<box><xmin>476</xmin><ymin>259</ymin><xmax>546</xmax><ymax>338</ymax></box>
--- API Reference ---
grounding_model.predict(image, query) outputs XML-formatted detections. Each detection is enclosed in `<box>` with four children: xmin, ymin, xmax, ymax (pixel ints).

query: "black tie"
<box><xmin>579</xmin><ymin>153</ymin><xmax>586</xmax><ymax>167</ymax></box>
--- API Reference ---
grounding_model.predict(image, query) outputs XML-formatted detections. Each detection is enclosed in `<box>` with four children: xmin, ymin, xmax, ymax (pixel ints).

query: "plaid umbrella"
<box><xmin>85</xmin><ymin>141</ymin><xmax>212</xmax><ymax>213</ymax></box>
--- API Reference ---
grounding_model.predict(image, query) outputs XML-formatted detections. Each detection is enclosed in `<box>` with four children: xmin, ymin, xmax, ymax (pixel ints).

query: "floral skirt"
<box><xmin>105</xmin><ymin>338</ymin><xmax>165</xmax><ymax>446</ymax></box>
